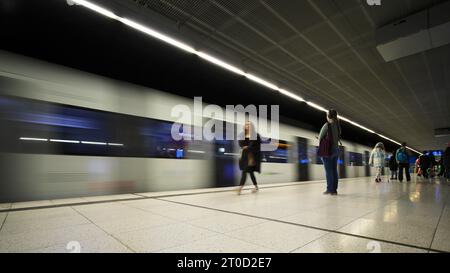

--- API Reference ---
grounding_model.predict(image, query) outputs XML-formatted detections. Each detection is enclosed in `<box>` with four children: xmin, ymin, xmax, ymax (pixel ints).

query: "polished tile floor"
<box><xmin>0</xmin><ymin>177</ymin><xmax>449</xmax><ymax>253</ymax></box>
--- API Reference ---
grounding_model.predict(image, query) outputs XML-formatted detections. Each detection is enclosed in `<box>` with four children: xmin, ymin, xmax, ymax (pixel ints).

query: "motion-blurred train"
<box><xmin>0</xmin><ymin>50</ymin><xmax>377</xmax><ymax>202</ymax></box>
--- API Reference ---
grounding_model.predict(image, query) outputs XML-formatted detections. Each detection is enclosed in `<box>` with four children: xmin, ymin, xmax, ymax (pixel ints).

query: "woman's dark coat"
<box><xmin>239</xmin><ymin>134</ymin><xmax>262</xmax><ymax>173</ymax></box>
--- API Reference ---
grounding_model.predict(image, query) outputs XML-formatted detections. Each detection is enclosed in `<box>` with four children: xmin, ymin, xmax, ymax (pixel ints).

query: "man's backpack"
<box><xmin>396</xmin><ymin>149</ymin><xmax>408</xmax><ymax>163</ymax></box>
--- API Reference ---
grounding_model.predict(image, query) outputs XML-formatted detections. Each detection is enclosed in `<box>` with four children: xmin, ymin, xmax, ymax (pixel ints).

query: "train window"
<box><xmin>347</xmin><ymin>152</ymin><xmax>363</xmax><ymax>166</ymax></box>
<box><xmin>261</xmin><ymin>140</ymin><xmax>289</xmax><ymax>163</ymax></box>
<box><xmin>184</xmin><ymin>139</ymin><xmax>208</xmax><ymax>159</ymax></box>
<box><xmin>214</xmin><ymin>121</ymin><xmax>238</xmax><ymax>158</ymax></box>
<box><xmin>215</xmin><ymin>139</ymin><xmax>237</xmax><ymax>157</ymax></box>
<box><xmin>0</xmin><ymin>95</ymin><xmax>207</xmax><ymax>159</ymax></box>
<box><xmin>139</xmin><ymin>119</ymin><xmax>185</xmax><ymax>159</ymax></box>
<box><xmin>307</xmin><ymin>145</ymin><xmax>347</xmax><ymax>165</ymax></box>
<box><xmin>308</xmin><ymin>145</ymin><xmax>323</xmax><ymax>165</ymax></box>
<box><xmin>140</xmin><ymin>120</ymin><xmax>207</xmax><ymax>159</ymax></box>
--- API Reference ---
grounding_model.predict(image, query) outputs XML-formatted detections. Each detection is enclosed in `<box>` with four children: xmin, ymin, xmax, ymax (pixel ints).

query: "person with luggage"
<box><xmin>237</xmin><ymin>121</ymin><xmax>261</xmax><ymax>195</ymax></box>
<box><xmin>369</xmin><ymin>142</ymin><xmax>386</xmax><ymax>183</ymax></box>
<box><xmin>396</xmin><ymin>143</ymin><xmax>411</xmax><ymax>183</ymax></box>
<box><xmin>389</xmin><ymin>154</ymin><xmax>398</xmax><ymax>180</ymax></box>
<box><xmin>318</xmin><ymin>109</ymin><xmax>342</xmax><ymax>195</ymax></box>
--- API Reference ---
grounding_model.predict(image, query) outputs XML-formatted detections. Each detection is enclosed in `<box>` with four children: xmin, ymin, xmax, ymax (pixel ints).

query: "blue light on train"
<box><xmin>300</xmin><ymin>159</ymin><xmax>309</xmax><ymax>164</ymax></box>
<box><xmin>338</xmin><ymin>159</ymin><xmax>344</xmax><ymax>165</ymax></box>
<box><xmin>176</xmin><ymin>149</ymin><xmax>184</xmax><ymax>158</ymax></box>
<box><xmin>224</xmin><ymin>163</ymin><xmax>234</xmax><ymax>180</ymax></box>
<box><xmin>0</xmin><ymin>97</ymin><xmax>17</xmax><ymax>106</ymax></box>
<box><xmin>16</xmin><ymin>113</ymin><xmax>97</xmax><ymax>129</ymax></box>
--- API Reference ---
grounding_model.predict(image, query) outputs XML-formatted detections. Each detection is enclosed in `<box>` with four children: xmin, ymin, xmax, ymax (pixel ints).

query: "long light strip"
<box><xmin>50</xmin><ymin>139</ymin><xmax>80</xmax><ymax>144</ymax></box>
<box><xmin>197</xmin><ymin>52</ymin><xmax>245</xmax><ymax>76</ymax></box>
<box><xmin>81</xmin><ymin>141</ymin><xmax>107</xmax><ymax>145</ymax></box>
<box><xmin>20</xmin><ymin>137</ymin><xmax>48</xmax><ymax>142</ymax></box>
<box><xmin>339</xmin><ymin>116</ymin><xmax>375</xmax><ymax>134</ymax></box>
<box><xmin>245</xmin><ymin>74</ymin><xmax>279</xmax><ymax>90</ymax></box>
<box><xmin>278</xmin><ymin>89</ymin><xmax>305</xmax><ymax>102</ymax></box>
<box><xmin>68</xmin><ymin>0</ymin><xmax>422</xmax><ymax>155</ymax></box>
<box><xmin>306</xmin><ymin>102</ymin><xmax>328</xmax><ymax>112</ymax></box>
<box><xmin>21</xmin><ymin>137</ymin><xmax>125</xmax><ymax>147</ymax></box>
<box><xmin>187</xmin><ymin>150</ymin><xmax>206</xmax><ymax>154</ymax></box>
<box><xmin>120</xmin><ymin>18</ymin><xmax>197</xmax><ymax>54</ymax></box>
<box><xmin>68</xmin><ymin>0</ymin><xmax>119</xmax><ymax>20</ymax></box>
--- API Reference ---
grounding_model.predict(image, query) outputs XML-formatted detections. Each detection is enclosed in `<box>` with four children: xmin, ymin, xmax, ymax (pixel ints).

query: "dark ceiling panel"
<box><xmin>240</xmin><ymin>5</ymin><xmax>296</xmax><ymax>43</ymax></box>
<box><xmin>328</xmin><ymin>11</ymin><xmax>372</xmax><ymax>42</ymax></box>
<box><xmin>303</xmin><ymin>23</ymin><xmax>343</xmax><ymax>52</ymax></box>
<box><xmin>213</xmin><ymin>0</ymin><xmax>259</xmax><ymax>16</ymax></box>
<box><xmin>263</xmin><ymin>0</ymin><xmax>323</xmax><ymax>33</ymax></box>
<box><xmin>264</xmin><ymin>48</ymin><xmax>295</xmax><ymax>66</ymax></box>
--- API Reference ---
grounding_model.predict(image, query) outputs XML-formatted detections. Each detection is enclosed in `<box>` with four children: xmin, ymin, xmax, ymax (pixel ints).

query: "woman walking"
<box><xmin>318</xmin><ymin>109</ymin><xmax>341</xmax><ymax>195</ymax></box>
<box><xmin>369</xmin><ymin>142</ymin><xmax>386</xmax><ymax>183</ymax></box>
<box><xmin>237</xmin><ymin>121</ymin><xmax>261</xmax><ymax>195</ymax></box>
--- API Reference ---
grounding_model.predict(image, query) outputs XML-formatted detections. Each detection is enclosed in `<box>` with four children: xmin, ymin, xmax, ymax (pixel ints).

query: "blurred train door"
<box><xmin>214</xmin><ymin>140</ymin><xmax>237</xmax><ymax>187</ymax></box>
<box><xmin>338</xmin><ymin>146</ymin><xmax>347</xmax><ymax>179</ymax></box>
<box><xmin>297</xmin><ymin>137</ymin><xmax>309</xmax><ymax>181</ymax></box>
<box><xmin>364</xmin><ymin>151</ymin><xmax>371</xmax><ymax>176</ymax></box>
<box><xmin>213</xmin><ymin>121</ymin><xmax>238</xmax><ymax>187</ymax></box>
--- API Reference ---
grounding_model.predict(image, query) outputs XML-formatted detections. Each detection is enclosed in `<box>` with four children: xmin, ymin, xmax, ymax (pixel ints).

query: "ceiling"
<box><xmin>106</xmin><ymin>0</ymin><xmax>450</xmax><ymax>151</ymax></box>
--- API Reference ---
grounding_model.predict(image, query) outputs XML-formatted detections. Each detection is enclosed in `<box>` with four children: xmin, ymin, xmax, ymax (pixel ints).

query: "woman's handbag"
<box><xmin>318</xmin><ymin>123</ymin><xmax>333</xmax><ymax>157</ymax></box>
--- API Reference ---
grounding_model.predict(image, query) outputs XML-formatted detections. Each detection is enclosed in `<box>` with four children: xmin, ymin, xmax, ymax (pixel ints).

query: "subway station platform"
<box><xmin>1</xmin><ymin>177</ymin><xmax>449</xmax><ymax>253</ymax></box>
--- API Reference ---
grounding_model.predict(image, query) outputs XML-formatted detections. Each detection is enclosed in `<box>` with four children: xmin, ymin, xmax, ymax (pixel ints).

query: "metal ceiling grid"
<box><xmin>127</xmin><ymin>0</ymin><xmax>450</xmax><ymax>150</ymax></box>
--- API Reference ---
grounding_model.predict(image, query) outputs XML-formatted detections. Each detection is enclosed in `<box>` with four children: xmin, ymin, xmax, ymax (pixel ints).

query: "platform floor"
<box><xmin>1</xmin><ymin>177</ymin><xmax>449</xmax><ymax>253</ymax></box>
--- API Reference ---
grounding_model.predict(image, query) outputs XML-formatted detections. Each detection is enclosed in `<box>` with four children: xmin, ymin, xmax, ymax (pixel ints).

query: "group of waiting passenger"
<box><xmin>415</xmin><ymin>148</ymin><xmax>450</xmax><ymax>181</ymax></box>
<box><xmin>236</xmin><ymin>109</ymin><xmax>450</xmax><ymax>196</ymax></box>
<box><xmin>369</xmin><ymin>142</ymin><xmax>411</xmax><ymax>183</ymax></box>
<box><xmin>367</xmin><ymin>142</ymin><xmax>450</xmax><ymax>183</ymax></box>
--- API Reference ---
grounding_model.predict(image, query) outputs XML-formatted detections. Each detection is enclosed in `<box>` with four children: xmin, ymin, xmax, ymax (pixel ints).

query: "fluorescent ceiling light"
<box><xmin>68</xmin><ymin>0</ymin><xmax>422</xmax><ymax>155</ymax></box>
<box><xmin>70</xmin><ymin>0</ymin><xmax>119</xmax><ymax>20</ymax></box>
<box><xmin>376</xmin><ymin>134</ymin><xmax>401</xmax><ymax>145</ymax></box>
<box><xmin>245</xmin><ymin>74</ymin><xmax>278</xmax><ymax>90</ymax></box>
<box><xmin>108</xmin><ymin>143</ymin><xmax>124</xmax><ymax>146</ymax></box>
<box><xmin>407</xmin><ymin>147</ymin><xmax>421</xmax><ymax>154</ymax></box>
<box><xmin>339</xmin><ymin>116</ymin><xmax>375</xmax><ymax>134</ymax></box>
<box><xmin>306</xmin><ymin>102</ymin><xmax>328</xmax><ymax>112</ymax></box>
<box><xmin>278</xmin><ymin>89</ymin><xmax>304</xmax><ymax>102</ymax></box>
<box><xmin>120</xmin><ymin>18</ymin><xmax>197</xmax><ymax>54</ymax></box>
<box><xmin>81</xmin><ymin>141</ymin><xmax>107</xmax><ymax>145</ymax></box>
<box><xmin>50</xmin><ymin>139</ymin><xmax>80</xmax><ymax>144</ymax></box>
<box><xmin>197</xmin><ymin>52</ymin><xmax>245</xmax><ymax>76</ymax></box>
<box><xmin>19</xmin><ymin>137</ymin><xmax>48</xmax><ymax>142</ymax></box>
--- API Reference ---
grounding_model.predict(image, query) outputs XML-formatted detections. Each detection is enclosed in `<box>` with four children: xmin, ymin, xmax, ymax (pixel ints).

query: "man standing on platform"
<box><xmin>396</xmin><ymin>142</ymin><xmax>411</xmax><ymax>183</ymax></box>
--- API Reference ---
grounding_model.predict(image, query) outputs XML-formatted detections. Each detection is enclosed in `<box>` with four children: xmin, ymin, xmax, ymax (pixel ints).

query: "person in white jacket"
<box><xmin>369</xmin><ymin>142</ymin><xmax>386</xmax><ymax>183</ymax></box>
